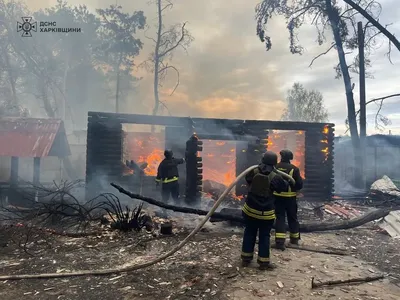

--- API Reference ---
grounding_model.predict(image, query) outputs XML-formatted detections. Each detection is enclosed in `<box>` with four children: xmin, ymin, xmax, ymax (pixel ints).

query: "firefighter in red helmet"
<box><xmin>241</xmin><ymin>151</ymin><xmax>288</xmax><ymax>270</ymax></box>
<box><xmin>273</xmin><ymin>149</ymin><xmax>304</xmax><ymax>250</ymax></box>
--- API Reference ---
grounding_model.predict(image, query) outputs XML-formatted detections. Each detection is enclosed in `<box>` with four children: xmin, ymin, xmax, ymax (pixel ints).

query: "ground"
<box><xmin>0</xmin><ymin>216</ymin><xmax>400</xmax><ymax>300</ymax></box>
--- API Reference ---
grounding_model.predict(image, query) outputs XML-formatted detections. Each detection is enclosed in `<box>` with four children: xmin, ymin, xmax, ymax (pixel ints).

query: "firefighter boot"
<box><xmin>275</xmin><ymin>240</ymin><xmax>286</xmax><ymax>251</ymax></box>
<box><xmin>241</xmin><ymin>259</ymin><xmax>251</xmax><ymax>267</ymax></box>
<box><xmin>259</xmin><ymin>263</ymin><xmax>277</xmax><ymax>271</ymax></box>
<box><xmin>289</xmin><ymin>233</ymin><xmax>301</xmax><ymax>245</ymax></box>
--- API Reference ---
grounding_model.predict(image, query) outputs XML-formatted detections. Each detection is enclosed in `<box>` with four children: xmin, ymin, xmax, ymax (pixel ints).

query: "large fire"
<box><xmin>267</xmin><ymin>130</ymin><xmax>306</xmax><ymax>178</ymax></box>
<box><xmin>122</xmin><ymin>127</ymin><xmax>334</xmax><ymax>201</ymax></box>
<box><xmin>201</xmin><ymin>140</ymin><xmax>236</xmax><ymax>186</ymax></box>
<box><xmin>125</xmin><ymin>132</ymin><xmax>165</xmax><ymax>176</ymax></box>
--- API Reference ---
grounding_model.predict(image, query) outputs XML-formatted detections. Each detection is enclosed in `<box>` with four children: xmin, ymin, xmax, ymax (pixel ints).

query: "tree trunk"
<box><xmin>62</xmin><ymin>56</ymin><xmax>70</xmax><ymax>122</ymax></box>
<box><xmin>358</xmin><ymin>21</ymin><xmax>367</xmax><ymax>189</ymax></box>
<box><xmin>152</xmin><ymin>0</ymin><xmax>163</xmax><ymax>132</ymax></box>
<box><xmin>326</xmin><ymin>1</ymin><xmax>362</xmax><ymax>187</ymax></box>
<box><xmin>115</xmin><ymin>54</ymin><xmax>123</xmax><ymax>113</ymax></box>
<box><xmin>40</xmin><ymin>80</ymin><xmax>55</xmax><ymax>118</ymax></box>
<box><xmin>3</xmin><ymin>47</ymin><xmax>18</xmax><ymax>105</ymax></box>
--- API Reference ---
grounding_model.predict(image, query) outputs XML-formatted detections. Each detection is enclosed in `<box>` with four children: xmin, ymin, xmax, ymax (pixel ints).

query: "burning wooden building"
<box><xmin>86</xmin><ymin>112</ymin><xmax>334</xmax><ymax>203</ymax></box>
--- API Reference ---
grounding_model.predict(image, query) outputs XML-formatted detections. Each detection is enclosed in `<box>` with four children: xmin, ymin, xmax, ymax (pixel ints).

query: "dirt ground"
<box><xmin>1</xmin><ymin>217</ymin><xmax>400</xmax><ymax>300</ymax></box>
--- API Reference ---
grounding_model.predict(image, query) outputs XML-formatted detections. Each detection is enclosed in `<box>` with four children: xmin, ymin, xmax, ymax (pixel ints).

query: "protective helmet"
<box><xmin>280</xmin><ymin>149</ymin><xmax>293</xmax><ymax>161</ymax></box>
<box><xmin>261</xmin><ymin>151</ymin><xmax>278</xmax><ymax>165</ymax></box>
<box><xmin>164</xmin><ymin>149</ymin><xmax>173</xmax><ymax>159</ymax></box>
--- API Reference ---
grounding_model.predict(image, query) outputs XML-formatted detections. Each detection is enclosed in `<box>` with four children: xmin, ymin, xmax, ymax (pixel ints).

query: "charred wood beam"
<box><xmin>88</xmin><ymin>111</ymin><xmax>334</xmax><ymax>131</ymax></box>
<box><xmin>111</xmin><ymin>184</ymin><xmax>390</xmax><ymax>232</ymax></box>
<box><xmin>196</xmin><ymin>133</ymin><xmax>258</xmax><ymax>142</ymax></box>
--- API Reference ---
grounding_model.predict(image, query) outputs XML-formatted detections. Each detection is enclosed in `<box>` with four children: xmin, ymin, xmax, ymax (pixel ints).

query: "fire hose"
<box><xmin>0</xmin><ymin>165</ymin><xmax>294</xmax><ymax>280</ymax></box>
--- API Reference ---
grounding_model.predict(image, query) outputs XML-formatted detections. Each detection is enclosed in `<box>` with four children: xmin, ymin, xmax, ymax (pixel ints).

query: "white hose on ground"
<box><xmin>0</xmin><ymin>164</ymin><xmax>295</xmax><ymax>281</ymax></box>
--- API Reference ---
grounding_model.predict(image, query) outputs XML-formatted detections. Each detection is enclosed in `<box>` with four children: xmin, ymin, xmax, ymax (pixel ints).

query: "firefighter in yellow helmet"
<box><xmin>241</xmin><ymin>151</ymin><xmax>289</xmax><ymax>270</ymax></box>
<box><xmin>273</xmin><ymin>149</ymin><xmax>304</xmax><ymax>250</ymax></box>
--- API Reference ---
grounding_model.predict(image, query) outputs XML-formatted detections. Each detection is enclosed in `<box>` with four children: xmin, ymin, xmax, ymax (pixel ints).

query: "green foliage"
<box><xmin>281</xmin><ymin>83</ymin><xmax>328</xmax><ymax>122</ymax></box>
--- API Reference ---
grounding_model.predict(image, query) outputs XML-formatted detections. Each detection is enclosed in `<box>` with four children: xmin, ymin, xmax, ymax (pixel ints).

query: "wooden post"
<box><xmin>33</xmin><ymin>157</ymin><xmax>41</xmax><ymax>186</ymax></box>
<box><xmin>358</xmin><ymin>21</ymin><xmax>366</xmax><ymax>189</ymax></box>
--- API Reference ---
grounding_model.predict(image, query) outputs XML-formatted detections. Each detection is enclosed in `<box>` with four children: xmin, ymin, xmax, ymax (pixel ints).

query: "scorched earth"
<box><xmin>0</xmin><ymin>216</ymin><xmax>399</xmax><ymax>300</ymax></box>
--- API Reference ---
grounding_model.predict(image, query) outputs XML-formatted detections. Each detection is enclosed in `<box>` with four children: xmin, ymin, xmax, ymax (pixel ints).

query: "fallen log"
<box><xmin>311</xmin><ymin>274</ymin><xmax>385</xmax><ymax>289</ymax></box>
<box><xmin>111</xmin><ymin>183</ymin><xmax>391</xmax><ymax>233</ymax></box>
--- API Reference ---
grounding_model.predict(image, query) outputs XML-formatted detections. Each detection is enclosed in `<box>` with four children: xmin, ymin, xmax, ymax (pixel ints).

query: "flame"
<box><xmin>124</xmin><ymin>129</ymin><xmax>311</xmax><ymax>198</ymax></box>
<box><xmin>321</xmin><ymin>125</ymin><xmax>330</xmax><ymax>161</ymax></box>
<box><xmin>201</xmin><ymin>140</ymin><xmax>236</xmax><ymax>187</ymax></box>
<box><xmin>267</xmin><ymin>130</ymin><xmax>305</xmax><ymax>178</ymax></box>
<box><xmin>125</xmin><ymin>132</ymin><xmax>165</xmax><ymax>176</ymax></box>
<box><xmin>138</xmin><ymin>149</ymin><xmax>164</xmax><ymax>176</ymax></box>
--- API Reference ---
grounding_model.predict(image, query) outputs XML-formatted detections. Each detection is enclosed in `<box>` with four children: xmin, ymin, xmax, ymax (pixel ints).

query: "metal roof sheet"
<box><xmin>378</xmin><ymin>211</ymin><xmax>400</xmax><ymax>238</ymax></box>
<box><xmin>0</xmin><ymin>118</ymin><xmax>69</xmax><ymax>157</ymax></box>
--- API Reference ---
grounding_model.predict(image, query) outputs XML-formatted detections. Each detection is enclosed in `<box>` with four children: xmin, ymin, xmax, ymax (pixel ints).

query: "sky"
<box><xmin>27</xmin><ymin>0</ymin><xmax>400</xmax><ymax>135</ymax></box>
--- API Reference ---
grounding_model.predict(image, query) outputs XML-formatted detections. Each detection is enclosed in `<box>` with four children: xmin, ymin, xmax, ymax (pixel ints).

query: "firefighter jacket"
<box><xmin>273</xmin><ymin>161</ymin><xmax>303</xmax><ymax>198</ymax></box>
<box><xmin>155</xmin><ymin>158</ymin><xmax>185</xmax><ymax>183</ymax></box>
<box><xmin>243</xmin><ymin>164</ymin><xmax>289</xmax><ymax>220</ymax></box>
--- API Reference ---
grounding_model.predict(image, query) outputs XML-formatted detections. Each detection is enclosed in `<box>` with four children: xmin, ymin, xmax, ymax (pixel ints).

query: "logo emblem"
<box><xmin>17</xmin><ymin>17</ymin><xmax>37</xmax><ymax>37</ymax></box>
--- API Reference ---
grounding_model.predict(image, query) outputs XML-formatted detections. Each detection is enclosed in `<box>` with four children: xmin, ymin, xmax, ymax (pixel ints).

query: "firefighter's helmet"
<box><xmin>261</xmin><ymin>151</ymin><xmax>278</xmax><ymax>165</ymax></box>
<box><xmin>164</xmin><ymin>149</ymin><xmax>173</xmax><ymax>159</ymax></box>
<box><xmin>280</xmin><ymin>149</ymin><xmax>293</xmax><ymax>161</ymax></box>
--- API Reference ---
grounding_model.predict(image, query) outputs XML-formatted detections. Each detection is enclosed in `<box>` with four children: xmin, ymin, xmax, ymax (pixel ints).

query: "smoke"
<box><xmin>333</xmin><ymin>135</ymin><xmax>400</xmax><ymax>196</ymax></box>
<box><xmin>25</xmin><ymin>0</ymin><xmax>291</xmax><ymax>122</ymax></box>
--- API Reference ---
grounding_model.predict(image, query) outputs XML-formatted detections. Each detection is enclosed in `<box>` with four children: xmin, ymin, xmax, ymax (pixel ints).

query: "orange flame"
<box><xmin>201</xmin><ymin>140</ymin><xmax>236</xmax><ymax>187</ymax></box>
<box><xmin>267</xmin><ymin>130</ymin><xmax>305</xmax><ymax>178</ymax></box>
<box><xmin>125</xmin><ymin>132</ymin><xmax>165</xmax><ymax>176</ymax></box>
<box><xmin>321</xmin><ymin>125</ymin><xmax>330</xmax><ymax>161</ymax></box>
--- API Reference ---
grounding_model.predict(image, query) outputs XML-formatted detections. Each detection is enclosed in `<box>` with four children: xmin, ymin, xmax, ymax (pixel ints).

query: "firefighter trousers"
<box><xmin>241</xmin><ymin>213</ymin><xmax>274</xmax><ymax>266</ymax></box>
<box><xmin>274</xmin><ymin>196</ymin><xmax>300</xmax><ymax>244</ymax></box>
<box><xmin>161</xmin><ymin>181</ymin><xmax>180</xmax><ymax>204</ymax></box>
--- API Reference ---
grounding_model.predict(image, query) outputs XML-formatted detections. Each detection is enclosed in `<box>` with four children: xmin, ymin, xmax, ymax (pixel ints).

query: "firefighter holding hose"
<box><xmin>241</xmin><ymin>151</ymin><xmax>289</xmax><ymax>270</ymax></box>
<box><xmin>273</xmin><ymin>149</ymin><xmax>304</xmax><ymax>250</ymax></box>
<box><xmin>155</xmin><ymin>150</ymin><xmax>185</xmax><ymax>206</ymax></box>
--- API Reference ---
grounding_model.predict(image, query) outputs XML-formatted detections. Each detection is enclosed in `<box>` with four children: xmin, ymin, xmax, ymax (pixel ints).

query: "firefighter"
<box><xmin>273</xmin><ymin>149</ymin><xmax>304</xmax><ymax>250</ymax></box>
<box><xmin>241</xmin><ymin>151</ymin><xmax>289</xmax><ymax>270</ymax></box>
<box><xmin>155</xmin><ymin>150</ymin><xmax>185</xmax><ymax>205</ymax></box>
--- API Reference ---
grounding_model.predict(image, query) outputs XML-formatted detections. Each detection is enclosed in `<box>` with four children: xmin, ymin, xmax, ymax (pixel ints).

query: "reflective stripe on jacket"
<box><xmin>273</xmin><ymin>169</ymin><xmax>297</xmax><ymax>197</ymax></box>
<box><xmin>155</xmin><ymin>176</ymin><xmax>179</xmax><ymax>183</ymax></box>
<box><xmin>242</xmin><ymin>203</ymin><xmax>276</xmax><ymax>220</ymax></box>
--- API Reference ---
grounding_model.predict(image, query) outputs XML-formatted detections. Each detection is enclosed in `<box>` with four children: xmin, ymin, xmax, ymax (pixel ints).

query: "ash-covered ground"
<box><xmin>1</xmin><ymin>210</ymin><xmax>400</xmax><ymax>300</ymax></box>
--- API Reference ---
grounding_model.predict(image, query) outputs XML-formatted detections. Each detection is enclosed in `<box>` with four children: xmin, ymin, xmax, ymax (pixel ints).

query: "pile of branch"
<box><xmin>0</xmin><ymin>181</ymin><xmax>154</xmax><ymax>253</ymax></box>
<box><xmin>367</xmin><ymin>190</ymin><xmax>400</xmax><ymax>209</ymax></box>
<box><xmin>111</xmin><ymin>183</ymin><xmax>391</xmax><ymax>232</ymax></box>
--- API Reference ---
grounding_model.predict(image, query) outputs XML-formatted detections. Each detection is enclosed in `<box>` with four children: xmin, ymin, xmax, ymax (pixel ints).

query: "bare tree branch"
<box><xmin>158</xmin><ymin>22</ymin><xmax>188</xmax><ymax>58</ymax></box>
<box><xmin>342</xmin><ymin>0</ymin><xmax>400</xmax><ymax>51</ymax></box>
<box><xmin>158</xmin><ymin>65</ymin><xmax>180</xmax><ymax>95</ymax></box>
<box><xmin>309</xmin><ymin>43</ymin><xmax>336</xmax><ymax>67</ymax></box>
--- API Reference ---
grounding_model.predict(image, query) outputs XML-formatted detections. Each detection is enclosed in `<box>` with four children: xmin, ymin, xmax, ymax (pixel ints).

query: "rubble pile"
<box><xmin>369</xmin><ymin>176</ymin><xmax>400</xmax><ymax>208</ymax></box>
